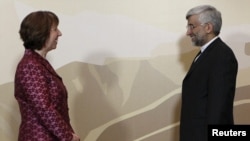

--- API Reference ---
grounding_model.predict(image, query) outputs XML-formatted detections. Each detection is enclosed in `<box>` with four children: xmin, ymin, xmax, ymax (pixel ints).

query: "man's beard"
<box><xmin>192</xmin><ymin>33</ymin><xmax>206</xmax><ymax>46</ymax></box>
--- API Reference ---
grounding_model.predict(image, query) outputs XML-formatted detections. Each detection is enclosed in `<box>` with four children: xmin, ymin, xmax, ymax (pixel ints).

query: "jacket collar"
<box><xmin>24</xmin><ymin>49</ymin><xmax>62</xmax><ymax>80</ymax></box>
<box><xmin>184</xmin><ymin>37</ymin><xmax>222</xmax><ymax>79</ymax></box>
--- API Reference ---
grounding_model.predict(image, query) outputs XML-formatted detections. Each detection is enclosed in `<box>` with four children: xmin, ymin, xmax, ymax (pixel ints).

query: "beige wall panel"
<box><xmin>1</xmin><ymin>0</ymin><xmax>250</xmax><ymax>140</ymax></box>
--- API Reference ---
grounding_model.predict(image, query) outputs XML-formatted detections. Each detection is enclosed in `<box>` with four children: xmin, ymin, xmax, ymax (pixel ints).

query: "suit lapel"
<box><xmin>185</xmin><ymin>52</ymin><xmax>202</xmax><ymax>78</ymax></box>
<box><xmin>184</xmin><ymin>38</ymin><xmax>222</xmax><ymax>80</ymax></box>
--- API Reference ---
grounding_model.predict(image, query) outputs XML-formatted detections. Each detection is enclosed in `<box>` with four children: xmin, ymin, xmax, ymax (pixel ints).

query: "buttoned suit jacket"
<box><xmin>15</xmin><ymin>49</ymin><xmax>74</xmax><ymax>141</ymax></box>
<box><xmin>179</xmin><ymin>38</ymin><xmax>238</xmax><ymax>141</ymax></box>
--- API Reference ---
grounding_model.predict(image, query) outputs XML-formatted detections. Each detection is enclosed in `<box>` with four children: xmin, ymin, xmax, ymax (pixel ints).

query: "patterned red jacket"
<box><xmin>14</xmin><ymin>49</ymin><xmax>74</xmax><ymax>141</ymax></box>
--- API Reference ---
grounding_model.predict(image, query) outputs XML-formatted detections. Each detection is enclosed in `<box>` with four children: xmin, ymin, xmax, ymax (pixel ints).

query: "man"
<box><xmin>179</xmin><ymin>5</ymin><xmax>238</xmax><ymax>141</ymax></box>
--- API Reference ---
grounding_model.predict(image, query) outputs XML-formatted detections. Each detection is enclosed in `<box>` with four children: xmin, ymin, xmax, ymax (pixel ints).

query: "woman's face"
<box><xmin>44</xmin><ymin>25</ymin><xmax>62</xmax><ymax>51</ymax></box>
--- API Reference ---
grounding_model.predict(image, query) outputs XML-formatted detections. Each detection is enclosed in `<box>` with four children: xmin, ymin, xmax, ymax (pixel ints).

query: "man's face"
<box><xmin>186</xmin><ymin>15</ymin><xmax>207</xmax><ymax>46</ymax></box>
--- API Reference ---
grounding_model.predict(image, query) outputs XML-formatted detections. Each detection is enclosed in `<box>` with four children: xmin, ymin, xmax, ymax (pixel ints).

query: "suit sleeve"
<box><xmin>207</xmin><ymin>51</ymin><xmax>238</xmax><ymax>124</ymax></box>
<box><xmin>19</xmin><ymin>62</ymin><xmax>74</xmax><ymax>141</ymax></box>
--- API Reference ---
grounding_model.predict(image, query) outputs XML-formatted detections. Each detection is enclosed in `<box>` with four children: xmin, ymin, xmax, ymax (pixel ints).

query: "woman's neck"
<box><xmin>34</xmin><ymin>49</ymin><xmax>47</xmax><ymax>58</ymax></box>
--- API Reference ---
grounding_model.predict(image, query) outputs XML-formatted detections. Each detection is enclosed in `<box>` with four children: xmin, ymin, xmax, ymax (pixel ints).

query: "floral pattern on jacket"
<box><xmin>15</xmin><ymin>49</ymin><xmax>74</xmax><ymax>141</ymax></box>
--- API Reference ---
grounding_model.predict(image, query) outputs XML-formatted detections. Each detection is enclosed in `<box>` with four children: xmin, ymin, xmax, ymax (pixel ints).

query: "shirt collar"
<box><xmin>200</xmin><ymin>36</ymin><xmax>219</xmax><ymax>53</ymax></box>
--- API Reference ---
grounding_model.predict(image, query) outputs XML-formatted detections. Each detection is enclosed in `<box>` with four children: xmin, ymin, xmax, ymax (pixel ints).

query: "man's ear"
<box><xmin>205</xmin><ymin>23</ymin><xmax>213</xmax><ymax>34</ymax></box>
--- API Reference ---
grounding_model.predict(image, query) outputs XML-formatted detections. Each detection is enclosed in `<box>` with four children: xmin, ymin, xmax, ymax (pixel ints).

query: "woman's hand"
<box><xmin>71</xmin><ymin>133</ymin><xmax>80</xmax><ymax>141</ymax></box>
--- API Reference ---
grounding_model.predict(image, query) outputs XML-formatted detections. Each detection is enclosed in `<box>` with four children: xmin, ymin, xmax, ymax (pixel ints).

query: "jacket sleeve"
<box><xmin>19</xmin><ymin>62</ymin><xmax>74</xmax><ymax>141</ymax></box>
<box><xmin>207</xmin><ymin>51</ymin><xmax>238</xmax><ymax>124</ymax></box>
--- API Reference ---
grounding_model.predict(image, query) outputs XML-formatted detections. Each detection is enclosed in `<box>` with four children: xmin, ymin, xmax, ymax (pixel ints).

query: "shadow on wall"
<box><xmin>54</xmin><ymin>34</ymin><xmax>202</xmax><ymax>141</ymax></box>
<box><xmin>0</xmin><ymin>83</ymin><xmax>20</xmax><ymax>141</ymax></box>
<box><xmin>245</xmin><ymin>42</ymin><xmax>250</xmax><ymax>55</ymax></box>
<box><xmin>222</xmin><ymin>32</ymin><xmax>250</xmax><ymax>68</ymax></box>
<box><xmin>177</xmin><ymin>35</ymin><xmax>199</xmax><ymax>72</ymax></box>
<box><xmin>55</xmin><ymin>46</ymin><xmax>182</xmax><ymax>140</ymax></box>
<box><xmin>56</xmin><ymin>60</ymin><xmax>181</xmax><ymax>140</ymax></box>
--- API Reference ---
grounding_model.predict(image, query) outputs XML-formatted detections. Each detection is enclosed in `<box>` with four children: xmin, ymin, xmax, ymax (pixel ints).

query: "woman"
<box><xmin>14</xmin><ymin>11</ymin><xmax>80</xmax><ymax>141</ymax></box>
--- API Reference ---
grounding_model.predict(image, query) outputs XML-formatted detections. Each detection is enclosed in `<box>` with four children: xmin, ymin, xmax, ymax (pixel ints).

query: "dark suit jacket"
<box><xmin>179</xmin><ymin>38</ymin><xmax>238</xmax><ymax>141</ymax></box>
<box><xmin>15</xmin><ymin>49</ymin><xmax>74</xmax><ymax>141</ymax></box>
